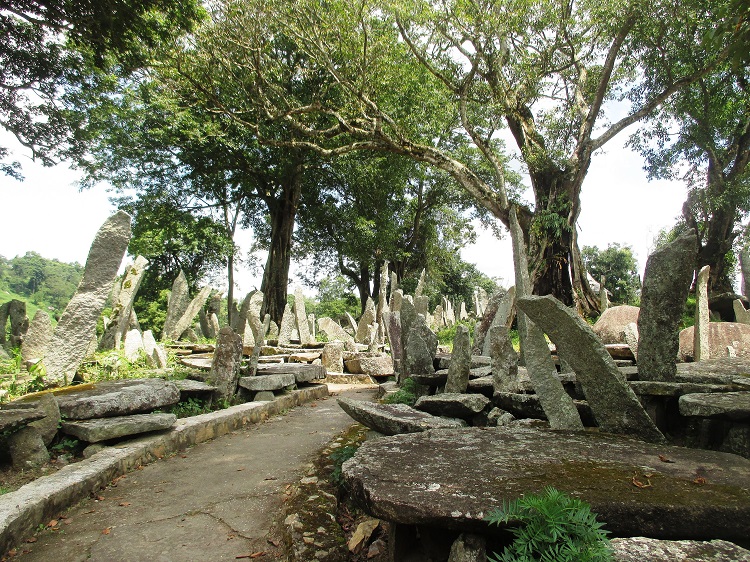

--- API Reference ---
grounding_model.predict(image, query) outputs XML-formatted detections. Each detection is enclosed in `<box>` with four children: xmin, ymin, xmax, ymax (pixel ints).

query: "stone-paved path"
<box><xmin>15</xmin><ymin>385</ymin><xmax>376</xmax><ymax>562</ymax></box>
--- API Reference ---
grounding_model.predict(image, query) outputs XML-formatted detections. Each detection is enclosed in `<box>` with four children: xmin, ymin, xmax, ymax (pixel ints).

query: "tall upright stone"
<box><xmin>432</xmin><ymin>304</ymin><xmax>444</xmax><ymax>329</ymax></box>
<box><xmin>376</xmin><ymin>261</ymin><xmax>390</xmax><ymax>344</ymax></box>
<box><xmin>162</xmin><ymin>271</ymin><xmax>190</xmax><ymax>341</ymax></box>
<box><xmin>318</xmin><ymin>317</ymin><xmax>355</xmax><ymax>342</ymax></box>
<box><xmin>694</xmin><ymin>265</ymin><xmax>711</xmax><ymax>361</ymax></box>
<box><xmin>509</xmin><ymin>207</ymin><xmax>582</xmax><ymax>430</ymax></box>
<box><xmin>403</xmin><ymin>314</ymin><xmax>437</xmax><ymax>381</ymax></box>
<box><xmin>166</xmin><ymin>285</ymin><xmax>213</xmax><ymax>342</ymax></box>
<box><xmin>99</xmin><ymin>255</ymin><xmax>149</xmax><ymax>350</ymax></box>
<box><xmin>44</xmin><ymin>211</ymin><xmax>131</xmax><ymax>385</ymax></box>
<box><xmin>477</xmin><ymin>287</ymin><xmax>489</xmax><ymax>316</ymax></box>
<box><xmin>322</xmin><ymin>341</ymin><xmax>345</xmax><ymax>373</ymax></box>
<box><xmin>391</xmin><ymin>290</ymin><xmax>403</xmax><ymax>313</ymax></box>
<box><xmin>741</xmin><ymin>246</ymin><xmax>750</xmax><ymax>298</ymax></box>
<box><xmin>20</xmin><ymin>310</ymin><xmax>52</xmax><ymax>363</ymax></box>
<box><xmin>356</xmin><ymin>297</ymin><xmax>376</xmax><ymax>343</ymax></box>
<box><xmin>444</xmin><ymin>325</ymin><xmax>471</xmax><ymax>393</ymax></box>
<box><xmin>293</xmin><ymin>287</ymin><xmax>313</xmax><ymax>345</ymax></box>
<box><xmin>345</xmin><ymin>311</ymin><xmax>359</xmax><ymax>335</ymax></box>
<box><xmin>278</xmin><ymin>304</ymin><xmax>295</xmax><ymax>346</ymax></box>
<box><xmin>489</xmin><ymin>325</ymin><xmax>519</xmax><ymax>393</ymax></box>
<box><xmin>459</xmin><ymin>301</ymin><xmax>468</xmax><ymax>321</ymax></box>
<box><xmin>517</xmin><ymin>295</ymin><xmax>665</xmax><ymax>443</ymax></box>
<box><xmin>473</xmin><ymin>287</ymin><xmax>516</xmax><ymax>355</ymax></box>
<box><xmin>415</xmin><ymin>268</ymin><xmax>427</xmax><ymax>297</ymax></box>
<box><xmin>600</xmin><ymin>275</ymin><xmax>608</xmax><ymax>312</ymax></box>
<box><xmin>733</xmin><ymin>299</ymin><xmax>750</xmax><ymax>325</ymax></box>
<box><xmin>414</xmin><ymin>295</ymin><xmax>429</xmax><ymax>317</ymax></box>
<box><xmin>208</xmin><ymin>326</ymin><xmax>243</xmax><ymax>402</ymax></box>
<box><xmin>638</xmin><ymin>230</ymin><xmax>698</xmax><ymax>381</ymax></box>
<box><xmin>387</xmin><ymin>311</ymin><xmax>403</xmax><ymax>376</ymax></box>
<box><xmin>389</xmin><ymin>271</ymin><xmax>399</xmax><ymax>306</ymax></box>
<box><xmin>400</xmin><ymin>298</ymin><xmax>417</xmax><ymax>368</ymax></box>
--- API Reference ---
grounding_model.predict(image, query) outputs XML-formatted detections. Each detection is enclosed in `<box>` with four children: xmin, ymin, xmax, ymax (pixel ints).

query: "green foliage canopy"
<box><xmin>581</xmin><ymin>244</ymin><xmax>640</xmax><ymax>305</ymax></box>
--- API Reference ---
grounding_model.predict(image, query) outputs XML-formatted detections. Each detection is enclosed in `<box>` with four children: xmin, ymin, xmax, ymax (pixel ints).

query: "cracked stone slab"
<box><xmin>61</xmin><ymin>413</ymin><xmax>177</xmax><ymax>443</ymax></box>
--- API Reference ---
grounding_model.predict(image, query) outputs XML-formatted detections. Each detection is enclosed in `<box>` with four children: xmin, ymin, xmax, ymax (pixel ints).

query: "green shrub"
<box><xmin>486</xmin><ymin>487</ymin><xmax>612</xmax><ymax>562</ymax></box>
<box><xmin>381</xmin><ymin>377</ymin><xmax>417</xmax><ymax>406</ymax></box>
<box><xmin>168</xmin><ymin>397</ymin><xmax>213</xmax><ymax>418</ymax></box>
<box><xmin>436</xmin><ymin>320</ymin><xmax>475</xmax><ymax>348</ymax></box>
<box><xmin>329</xmin><ymin>445</ymin><xmax>358</xmax><ymax>489</ymax></box>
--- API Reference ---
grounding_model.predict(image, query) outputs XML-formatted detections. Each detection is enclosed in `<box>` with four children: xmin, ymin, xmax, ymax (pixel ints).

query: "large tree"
<box><xmin>183</xmin><ymin>0</ymin><xmax>739</xmax><ymax>316</ymax></box>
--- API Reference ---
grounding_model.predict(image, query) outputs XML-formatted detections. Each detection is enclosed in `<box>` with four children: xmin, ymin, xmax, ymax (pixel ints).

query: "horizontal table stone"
<box><xmin>238</xmin><ymin>373</ymin><xmax>296</xmax><ymax>391</ymax></box>
<box><xmin>61</xmin><ymin>413</ymin><xmax>177</xmax><ymax>442</ymax></box>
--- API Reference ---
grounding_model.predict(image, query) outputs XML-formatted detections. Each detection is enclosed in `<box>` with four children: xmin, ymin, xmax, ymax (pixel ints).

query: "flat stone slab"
<box><xmin>337</xmin><ymin>398</ymin><xmax>466</xmax><ymax>435</ymax></box>
<box><xmin>412</xmin><ymin>371</ymin><xmax>448</xmax><ymax>387</ymax></box>
<box><xmin>467</xmin><ymin>376</ymin><xmax>494</xmax><ymax>397</ymax></box>
<box><xmin>238</xmin><ymin>373</ymin><xmax>296</xmax><ymax>391</ymax></box>
<box><xmin>414</xmin><ymin>393</ymin><xmax>490</xmax><ymax>420</ymax></box>
<box><xmin>435</xmin><ymin>354</ymin><xmax>491</xmax><ymax>370</ymax></box>
<box><xmin>677</xmin><ymin>358</ymin><xmax>750</xmax><ymax>385</ymax></box>
<box><xmin>255</xmin><ymin>363</ymin><xmax>326</xmax><ymax>383</ymax></box>
<box><xmin>629</xmin><ymin>381</ymin><xmax>741</xmax><ymax>397</ymax></box>
<box><xmin>679</xmin><ymin>392</ymin><xmax>750</xmax><ymax>420</ymax></box>
<box><xmin>342</xmin><ymin>427</ymin><xmax>750</xmax><ymax>541</ymax></box>
<box><xmin>610</xmin><ymin>537</ymin><xmax>750</xmax><ymax>561</ymax></box>
<box><xmin>288</xmin><ymin>352</ymin><xmax>321</xmax><ymax>363</ymax></box>
<box><xmin>172</xmin><ymin>379</ymin><xmax>217</xmax><ymax>394</ymax></box>
<box><xmin>55</xmin><ymin>379</ymin><xmax>181</xmax><ymax>420</ymax></box>
<box><xmin>344</xmin><ymin>355</ymin><xmax>394</xmax><ymax>376</ymax></box>
<box><xmin>178</xmin><ymin>354</ymin><xmax>213</xmax><ymax>371</ymax></box>
<box><xmin>61</xmin><ymin>413</ymin><xmax>177</xmax><ymax>443</ymax></box>
<box><xmin>0</xmin><ymin>409</ymin><xmax>45</xmax><ymax>435</ymax></box>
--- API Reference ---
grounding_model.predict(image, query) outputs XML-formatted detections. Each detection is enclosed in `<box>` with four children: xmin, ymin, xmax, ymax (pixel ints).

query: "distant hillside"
<box><xmin>0</xmin><ymin>252</ymin><xmax>83</xmax><ymax>320</ymax></box>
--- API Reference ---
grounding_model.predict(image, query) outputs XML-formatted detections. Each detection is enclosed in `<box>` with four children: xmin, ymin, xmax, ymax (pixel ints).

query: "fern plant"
<box><xmin>486</xmin><ymin>487</ymin><xmax>612</xmax><ymax>562</ymax></box>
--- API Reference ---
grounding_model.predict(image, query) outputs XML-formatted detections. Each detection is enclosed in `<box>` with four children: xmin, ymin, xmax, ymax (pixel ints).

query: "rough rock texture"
<box><xmin>293</xmin><ymin>287</ymin><xmax>313</xmax><ymax>345</ymax></box>
<box><xmin>208</xmin><ymin>327</ymin><xmax>243</xmax><ymax>402</ymax></box>
<box><xmin>238</xmin><ymin>374</ymin><xmax>296</xmax><ymax>391</ymax></box>
<box><xmin>679</xmin><ymin>392</ymin><xmax>750</xmax><ymax>420</ymax></box>
<box><xmin>7</xmin><ymin>426</ymin><xmax>49</xmax><ymax>469</ymax></box>
<box><xmin>277</xmin><ymin>305</ymin><xmax>296</xmax><ymax>346</ymax></box>
<box><xmin>592</xmin><ymin>305</ymin><xmax>640</xmax><ymax>344</ymax></box>
<box><xmin>679</xmin><ymin>323</ymin><xmax>750</xmax><ymax>362</ymax></box>
<box><xmin>388</xmin><ymin>312</ymin><xmax>403</xmax><ymax>375</ymax></box>
<box><xmin>61</xmin><ymin>413</ymin><xmax>176</xmax><ymax>443</ymax></box>
<box><xmin>489</xmin><ymin>325</ymin><xmax>519</xmax><ymax>393</ymax></box>
<box><xmin>344</xmin><ymin>354</ymin><xmax>393</xmax><ymax>377</ymax></box>
<box><xmin>677</xmin><ymin>357</ymin><xmax>750</xmax><ymax>384</ymax></box>
<box><xmin>610</xmin><ymin>537</ymin><xmax>750</xmax><ymax>561</ymax></box>
<box><xmin>99</xmin><ymin>255</ymin><xmax>149</xmax><ymax>350</ymax></box>
<box><xmin>162</xmin><ymin>271</ymin><xmax>191</xmax><ymax>341</ymax></box>
<box><xmin>20</xmin><ymin>310</ymin><xmax>52</xmax><ymax>363</ymax></box>
<box><xmin>55</xmin><ymin>379</ymin><xmax>180</xmax><ymax>420</ymax></box>
<box><xmin>44</xmin><ymin>211</ymin><xmax>131</xmax><ymax>384</ymax></box>
<box><xmin>695</xmin><ymin>265</ymin><xmax>711</xmax><ymax>361</ymax></box>
<box><xmin>122</xmin><ymin>328</ymin><xmax>144</xmax><ymax>361</ymax></box>
<box><xmin>2</xmin><ymin>392</ymin><xmax>60</xmax><ymax>446</ymax></box>
<box><xmin>517</xmin><ymin>295</ymin><xmax>664</xmax><ymax>443</ymax></box>
<box><xmin>342</xmin><ymin>426</ymin><xmax>750</xmax><ymax>541</ymax></box>
<box><xmin>403</xmin><ymin>314</ymin><xmax>437</xmax><ymax>379</ymax></box>
<box><xmin>414</xmin><ymin>393</ymin><xmax>490</xmax><ymax>420</ymax></box>
<box><xmin>321</xmin><ymin>341</ymin><xmax>345</xmax><ymax>373</ymax></box>
<box><xmin>317</xmin><ymin>318</ymin><xmax>354</xmax><ymax>343</ymax></box>
<box><xmin>355</xmin><ymin>298</ymin><xmax>377</xmax><ymax>344</ymax></box>
<box><xmin>0</xmin><ymin>300</ymin><xmax>29</xmax><ymax>348</ymax></box>
<box><xmin>337</xmin><ymin>398</ymin><xmax>466</xmax><ymax>435</ymax></box>
<box><xmin>255</xmin><ymin>363</ymin><xmax>326</xmax><ymax>383</ymax></box>
<box><xmin>445</xmin><ymin>325</ymin><xmax>471</xmax><ymax>393</ymax></box>
<box><xmin>448</xmin><ymin>533</ymin><xmax>486</xmax><ymax>562</ymax></box>
<box><xmin>168</xmin><ymin>286</ymin><xmax>212</xmax><ymax>342</ymax></box>
<box><xmin>638</xmin><ymin>231</ymin><xmax>698</xmax><ymax>381</ymax></box>
<box><xmin>0</xmin><ymin>408</ymin><xmax>45</xmax><ymax>435</ymax></box>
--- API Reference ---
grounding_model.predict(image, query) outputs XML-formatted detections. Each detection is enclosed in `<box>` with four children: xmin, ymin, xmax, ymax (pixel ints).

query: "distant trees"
<box><xmin>582</xmin><ymin>244</ymin><xmax>640</xmax><ymax>305</ymax></box>
<box><xmin>0</xmin><ymin>252</ymin><xmax>82</xmax><ymax>314</ymax></box>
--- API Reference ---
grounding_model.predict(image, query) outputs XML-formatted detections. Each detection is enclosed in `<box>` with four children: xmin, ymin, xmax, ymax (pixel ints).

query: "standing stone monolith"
<box><xmin>162</xmin><ymin>271</ymin><xmax>190</xmax><ymax>340</ymax></box>
<box><xmin>142</xmin><ymin>330</ymin><xmax>167</xmax><ymax>368</ymax></box>
<box><xmin>99</xmin><ymin>255</ymin><xmax>149</xmax><ymax>351</ymax></box>
<box><xmin>517</xmin><ymin>295</ymin><xmax>665</xmax><ymax>443</ymax></box>
<box><xmin>400</xmin><ymin>298</ymin><xmax>417</xmax><ymax>368</ymax></box>
<box><xmin>376</xmin><ymin>261</ymin><xmax>390</xmax><ymax>344</ymax></box>
<box><xmin>389</xmin><ymin>272</ymin><xmax>398</xmax><ymax>305</ymax></box>
<box><xmin>403</xmin><ymin>314</ymin><xmax>437</xmax><ymax>381</ymax></box>
<box><xmin>694</xmin><ymin>265</ymin><xmax>710</xmax><ymax>362</ymax></box>
<box><xmin>44</xmin><ymin>211</ymin><xmax>131</xmax><ymax>385</ymax></box>
<box><xmin>622</xmin><ymin>322</ymin><xmax>640</xmax><ymax>361</ymax></box>
<box><xmin>444</xmin><ymin>325</ymin><xmax>471</xmax><ymax>393</ymax></box>
<box><xmin>209</xmin><ymin>326</ymin><xmax>243</xmax><ymax>402</ymax></box>
<box><xmin>278</xmin><ymin>304</ymin><xmax>295</xmax><ymax>346</ymax></box>
<box><xmin>20</xmin><ymin>310</ymin><xmax>52</xmax><ymax>364</ymax></box>
<box><xmin>123</xmin><ymin>329</ymin><xmax>145</xmax><ymax>361</ymax></box>
<box><xmin>459</xmin><ymin>301</ymin><xmax>468</xmax><ymax>321</ymax></box>
<box><xmin>165</xmin><ymin>285</ymin><xmax>213</xmax><ymax>342</ymax></box>
<box><xmin>322</xmin><ymin>341</ymin><xmax>345</xmax><ymax>373</ymax></box>
<box><xmin>390</xmin><ymin>290</ymin><xmax>403</xmax><ymax>313</ymax></box>
<box><xmin>432</xmin><ymin>304</ymin><xmax>444</xmax><ymax>329</ymax></box>
<box><xmin>414</xmin><ymin>295</ymin><xmax>429</xmax><ymax>317</ymax></box>
<box><xmin>509</xmin><ymin>207</ymin><xmax>583</xmax><ymax>430</ymax></box>
<box><xmin>388</xmin><ymin>311</ymin><xmax>403</xmax><ymax>376</ymax></box>
<box><xmin>415</xmin><ymin>268</ymin><xmax>427</xmax><ymax>297</ymax></box>
<box><xmin>474</xmin><ymin>287</ymin><xmax>516</xmax><ymax>355</ymax></box>
<box><xmin>356</xmin><ymin>297</ymin><xmax>376</xmax><ymax>343</ymax></box>
<box><xmin>600</xmin><ymin>276</ymin><xmax>608</xmax><ymax>312</ymax></box>
<box><xmin>741</xmin><ymin>246</ymin><xmax>750</xmax><ymax>298</ymax></box>
<box><xmin>293</xmin><ymin>287</ymin><xmax>313</xmax><ymax>345</ymax></box>
<box><xmin>489</xmin><ymin>325</ymin><xmax>519</xmax><ymax>393</ymax></box>
<box><xmin>733</xmin><ymin>299</ymin><xmax>750</xmax><ymax>325</ymax></box>
<box><xmin>637</xmin><ymin>230</ymin><xmax>698</xmax><ymax>381</ymax></box>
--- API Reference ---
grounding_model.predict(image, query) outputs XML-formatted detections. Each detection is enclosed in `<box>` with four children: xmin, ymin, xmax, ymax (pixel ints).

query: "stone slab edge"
<box><xmin>0</xmin><ymin>384</ymin><xmax>329</xmax><ymax>555</ymax></box>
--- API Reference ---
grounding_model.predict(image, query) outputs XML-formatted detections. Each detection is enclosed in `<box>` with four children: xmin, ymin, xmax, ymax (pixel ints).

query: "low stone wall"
<box><xmin>0</xmin><ymin>384</ymin><xmax>329</xmax><ymax>555</ymax></box>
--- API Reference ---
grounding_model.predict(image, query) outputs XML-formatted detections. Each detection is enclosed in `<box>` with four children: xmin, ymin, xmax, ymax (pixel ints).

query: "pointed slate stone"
<box><xmin>162</xmin><ymin>271</ymin><xmax>190</xmax><ymax>341</ymax></box>
<box><xmin>294</xmin><ymin>287</ymin><xmax>313</xmax><ymax>345</ymax></box>
<box><xmin>99</xmin><ymin>255</ymin><xmax>149</xmax><ymax>350</ymax></box>
<box><xmin>445</xmin><ymin>325</ymin><xmax>471</xmax><ymax>393</ymax></box>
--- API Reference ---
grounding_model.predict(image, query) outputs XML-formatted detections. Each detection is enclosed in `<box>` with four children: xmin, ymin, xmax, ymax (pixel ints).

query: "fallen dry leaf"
<box><xmin>102</xmin><ymin>528</ymin><xmax>111</xmax><ymax>535</ymax></box>
<box><xmin>236</xmin><ymin>467</ymin><xmax>245</xmax><ymax>472</ymax></box>
<box><xmin>25</xmin><ymin>537</ymin><xmax>37</xmax><ymax>544</ymax></box>
<box><xmin>47</xmin><ymin>520</ymin><xmax>58</xmax><ymax>528</ymax></box>
<box><xmin>181</xmin><ymin>455</ymin><xmax>188</xmax><ymax>458</ymax></box>
<box><xmin>95</xmin><ymin>495</ymin><xmax>105</xmax><ymax>501</ymax></box>
<box><xmin>118</xmin><ymin>502</ymin><xmax>131</xmax><ymax>507</ymax></box>
<box><xmin>693</xmin><ymin>477</ymin><xmax>707</xmax><ymax>485</ymax></box>
<box><xmin>136</xmin><ymin>465</ymin><xmax>144</xmax><ymax>470</ymax></box>
<box><xmin>264</xmin><ymin>477</ymin><xmax>278</xmax><ymax>481</ymax></box>
<box><xmin>631</xmin><ymin>475</ymin><xmax>653</xmax><ymax>489</ymax></box>
<box><xmin>658</xmin><ymin>454</ymin><xmax>675</xmax><ymax>463</ymax></box>
<box><xmin>267</xmin><ymin>538</ymin><xmax>281</xmax><ymax>547</ymax></box>
<box><xmin>309</xmin><ymin>403</ymin><xmax>317</xmax><ymax>407</ymax></box>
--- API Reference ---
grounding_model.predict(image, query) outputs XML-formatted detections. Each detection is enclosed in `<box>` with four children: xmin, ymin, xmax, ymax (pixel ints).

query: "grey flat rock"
<box><xmin>61</xmin><ymin>413</ymin><xmax>177</xmax><ymax>443</ymax></box>
<box><xmin>337</xmin><ymin>398</ymin><xmax>466</xmax><ymax>435</ymax></box>
<box><xmin>0</xmin><ymin>408</ymin><xmax>45</xmax><ymax>434</ymax></box>
<box><xmin>629</xmin><ymin>381</ymin><xmax>741</xmax><ymax>397</ymax></box>
<box><xmin>611</xmin><ymin>537</ymin><xmax>750</xmax><ymax>561</ymax></box>
<box><xmin>255</xmin><ymin>363</ymin><xmax>326</xmax><ymax>383</ymax></box>
<box><xmin>412</xmin><ymin>371</ymin><xmax>449</xmax><ymax>387</ymax></box>
<box><xmin>342</xmin><ymin>426</ymin><xmax>750</xmax><ymax>541</ymax></box>
<box><xmin>172</xmin><ymin>379</ymin><xmax>217</xmax><ymax>394</ymax></box>
<box><xmin>239</xmin><ymin>374</ymin><xmax>296</xmax><ymax>391</ymax></box>
<box><xmin>678</xmin><ymin>392</ymin><xmax>750</xmax><ymax>420</ymax></box>
<box><xmin>414</xmin><ymin>393</ymin><xmax>490</xmax><ymax>420</ymax></box>
<box><xmin>55</xmin><ymin>379</ymin><xmax>180</xmax><ymax>420</ymax></box>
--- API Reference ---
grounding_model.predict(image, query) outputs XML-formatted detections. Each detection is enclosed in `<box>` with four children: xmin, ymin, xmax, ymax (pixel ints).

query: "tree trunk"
<box><xmin>260</xmin><ymin>171</ymin><xmax>303</xmax><ymax>325</ymax></box>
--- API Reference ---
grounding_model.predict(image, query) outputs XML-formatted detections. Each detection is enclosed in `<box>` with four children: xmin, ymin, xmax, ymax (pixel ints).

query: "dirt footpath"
<box><xmin>14</xmin><ymin>385</ymin><xmax>376</xmax><ymax>562</ymax></box>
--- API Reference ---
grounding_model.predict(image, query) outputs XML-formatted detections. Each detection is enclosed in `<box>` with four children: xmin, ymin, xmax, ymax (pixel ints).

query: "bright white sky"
<box><xmin>0</xmin><ymin>129</ymin><xmax>693</xmax><ymax>296</ymax></box>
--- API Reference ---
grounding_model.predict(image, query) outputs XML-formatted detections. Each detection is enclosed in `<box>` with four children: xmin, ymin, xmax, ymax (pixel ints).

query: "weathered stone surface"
<box><xmin>472</xmin><ymin>288</ymin><xmax>514</xmax><ymax>355</ymax></box>
<box><xmin>342</xmin><ymin>426</ymin><xmax>750</xmax><ymax>541</ymax></box>
<box><xmin>3</xmin><ymin>393</ymin><xmax>60</xmax><ymax>446</ymax></box>
<box><xmin>638</xmin><ymin>231</ymin><xmax>698</xmax><ymax>381</ymax></box>
<box><xmin>387</xmin><ymin>311</ymin><xmax>403</xmax><ymax>375</ymax></box>
<box><xmin>0</xmin><ymin>408</ymin><xmax>45</xmax><ymax>435</ymax></box>
<box><xmin>403</xmin><ymin>314</ymin><xmax>437</xmax><ymax>379</ymax></box>
<box><xmin>162</xmin><ymin>270</ymin><xmax>190</xmax><ymax>341</ymax></box>
<box><xmin>695</xmin><ymin>265</ymin><xmax>711</xmax><ymax>361</ymax></box>
<box><xmin>20</xmin><ymin>310</ymin><xmax>52</xmax><ymax>363</ymax></box>
<box><xmin>55</xmin><ymin>379</ymin><xmax>180</xmax><ymax>420</ymax></box>
<box><xmin>344</xmin><ymin>354</ymin><xmax>393</xmax><ymax>377</ymax></box>
<box><xmin>99</xmin><ymin>255</ymin><xmax>149</xmax><ymax>350</ymax></box>
<box><xmin>253</xmin><ymin>390</ymin><xmax>275</xmax><ymax>401</ymax></box>
<box><xmin>676</xmin><ymin>357</ymin><xmax>750</xmax><ymax>384</ymax></box>
<box><xmin>679</xmin><ymin>323</ymin><xmax>750</xmax><ymax>362</ymax></box>
<box><xmin>321</xmin><ymin>341</ymin><xmax>345</xmax><ymax>373</ymax></box>
<box><xmin>622</xmin><ymin>322</ymin><xmax>640</xmax><ymax>361</ymax></box>
<box><xmin>445</xmin><ymin>325</ymin><xmax>471</xmax><ymax>393</ymax></box>
<box><xmin>679</xmin><ymin>392</ymin><xmax>750</xmax><ymax>420</ymax></box>
<box><xmin>629</xmin><ymin>381</ymin><xmax>741</xmax><ymax>397</ymax></box>
<box><xmin>44</xmin><ymin>211</ymin><xmax>131</xmax><ymax>384</ymax></box>
<box><xmin>169</xmin><ymin>286</ymin><xmax>213</xmax><ymax>342</ymax></box>
<box><xmin>255</xmin><ymin>363</ymin><xmax>326</xmax><ymax>383</ymax></box>
<box><xmin>0</xmin><ymin>300</ymin><xmax>29</xmax><ymax>349</ymax></box>
<box><xmin>610</xmin><ymin>537</ymin><xmax>750</xmax><ymax>562</ymax></box>
<box><xmin>7</xmin><ymin>426</ymin><xmax>49</xmax><ymax>469</ymax></box>
<box><xmin>61</xmin><ymin>413</ymin><xmax>176</xmax><ymax>443</ymax></box>
<box><xmin>414</xmin><ymin>393</ymin><xmax>490</xmax><ymax>420</ymax></box>
<box><xmin>142</xmin><ymin>330</ymin><xmax>167</xmax><ymax>368</ymax></box>
<box><xmin>489</xmin><ymin>325</ymin><xmax>519</xmax><ymax>393</ymax></box>
<box><xmin>122</xmin><ymin>328</ymin><xmax>144</xmax><ymax>361</ymax></box>
<box><xmin>293</xmin><ymin>287</ymin><xmax>313</xmax><ymax>345</ymax></box>
<box><xmin>172</xmin><ymin>379</ymin><xmax>217</xmax><ymax>395</ymax></box>
<box><xmin>238</xmin><ymin>373</ymin><xmax>296</xmax><ymax>391</ymax></box>
<box><xmin>448</xmin><ymin>533</ymin><xmax>486</xmax><ymax>562</ymax></box>
<box><xmin>355</xmin><ymin>298</ymin><xmax>376</xmax><ymax>344</ymax></box>
<box><xmin>517</xmin><ymin>295</ymin><xmax>664</xmax><ymax>442</ymax></box>
<box><xmin>592</xmin><ymin>305</ymin><xmax>640</xmax><ymax>344</ymax></box>
<box><xmin>317</xmin><ymin>318</ymin><xmax>354</xmax><ymax>342</ymax></box>
<box><xmin>411</xmin><ymin>372</ymin><xmax>448</xmax><ymax>387</ymax></box>
<box><xmin>278</xmin><ymin>304</ymin><xmax>296</xmax><ymax>346</ymax></box>
<box><xmin>208</xmin><ymin>327</ymin><xmax>243</xmax><ymax>401</ymax></box>
<box><xmin>337</xmin><ymin>398</ymin><xmax>466</xmax><ymax>435</ymax></box>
